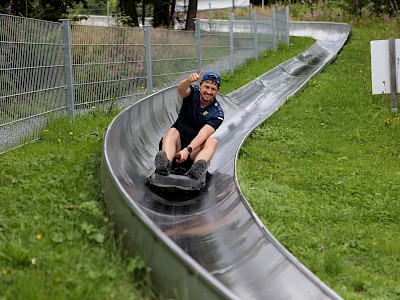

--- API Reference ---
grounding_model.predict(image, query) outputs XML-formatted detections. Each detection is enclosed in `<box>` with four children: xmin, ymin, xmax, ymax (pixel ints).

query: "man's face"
<box><xmin>199</xmin><ymin>80</ymin><xmax>218</xmax><ymax>103</ymax></box>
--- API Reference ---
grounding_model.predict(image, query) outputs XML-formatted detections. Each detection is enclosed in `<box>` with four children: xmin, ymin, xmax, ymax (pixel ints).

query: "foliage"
<box><xmin>0</xmin><ymin>108</ymin><xmax>156</xmax><ymax>300</ymax></box>
<box><xmin>287</xmin><ymin>0</ymin><xmax>400</xmax><ymax>21</ymax></box>
<box><xmin>1</xmin><ymin>3</ymin><xmax>399</xmax><ymax>299</ymax></box>
<box><xmin>236</xmin><ymin>17</ymin><xmax>400</xmax><ymax>300</ymax></box>
<box><xmin>0</xmin><ymin>36</ymin><xmax>313</xmax><ymax>299</ymax></box>
<box><xmin>0</xmin><ymin>0</ymin><xmax>89</xmax><ymax>21</ymax></box>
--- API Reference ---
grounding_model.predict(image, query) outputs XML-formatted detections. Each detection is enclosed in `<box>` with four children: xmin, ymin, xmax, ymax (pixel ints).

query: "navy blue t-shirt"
<box><xmin>172</xmin><ymin>85</ymin><xmax>224</xmax><ymax>148</ymax></box>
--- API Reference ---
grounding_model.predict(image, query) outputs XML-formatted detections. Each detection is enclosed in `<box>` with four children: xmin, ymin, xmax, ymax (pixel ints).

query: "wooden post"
<box><xmin>388</xmin><ymin>37</ymin><xmax>398</xmax><ymax>112</ymax></box>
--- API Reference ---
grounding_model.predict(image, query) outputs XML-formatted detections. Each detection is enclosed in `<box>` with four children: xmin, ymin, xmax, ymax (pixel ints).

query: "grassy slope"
<box><xmin>0</xmin><ymin>36</ymin><xmax>315</xmax><ymax>300</ymax></box>
<box><xmin>0</xmin><ymin>113</ymin><xmax>155</xmax><ymax>300</ymax></box>
<box><xmin>0</xmin><ymin>17</ymin><xmax>399</xmax><ymax>300</ymax></box>
<box><xmin>236</xmin><ymin>19</ymin><xmax>400</xmax><ymax>299</ymax></box>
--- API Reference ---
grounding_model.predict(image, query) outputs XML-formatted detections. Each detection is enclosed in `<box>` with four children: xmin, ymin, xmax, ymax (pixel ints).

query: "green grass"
<box><xmin>0</xmin><ymin>110</ymin><xmax>155</xmax><ymax>300</ymax></box>
<box><xmin>236</xmin><ymin>19</ymin><xmax>400</xmax><ymax>300</ymax></box>
<box><xmin>0</xmin><ymin>37</ymin><xmax>314</xmax><ymax>299</ymax></box>
<box><xmin>1</xmin><ymin>16</ymin><xmax>399</xmax><ymax>300</ymax></box>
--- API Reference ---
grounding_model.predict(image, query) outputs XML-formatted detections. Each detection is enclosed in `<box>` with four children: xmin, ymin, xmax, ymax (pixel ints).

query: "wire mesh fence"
<box><xmin>150</xmin><ymin>28</ymin><xmax>197</xmax><ymax>88</ymax></box>
<box><xmin>0</xmin><ymin>15</ymin><xmax>66</xmax><ymax>153</ymax></box>
<box><xmin>0</xmin><ymin>7</ymin><xmax>289</xmax><ymax>154</ymax></box>
<box><xmin>71</xmin><ymin>25</ymin><xmax>147</xmax><ymax>111</ymax></box>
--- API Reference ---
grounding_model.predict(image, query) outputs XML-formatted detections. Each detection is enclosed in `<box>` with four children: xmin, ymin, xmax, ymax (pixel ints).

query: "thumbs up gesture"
<box><xmin>188</xmin><ymin>70</ymin><xmax>204</xmax><ymax>83</ymax></box>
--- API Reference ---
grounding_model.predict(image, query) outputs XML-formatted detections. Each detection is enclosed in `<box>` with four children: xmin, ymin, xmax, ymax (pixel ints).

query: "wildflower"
<box><xmin>31</xmin><ymin>258</ymin><xmax>37</xmax><ymax>267</ymax></box>
<box><xmin>92</xmin><ymin>106</ymin><xmax>96</xmax><ymax>109</ymax></box>
<box><xmin>36</xmin><ymin>234</ymin><xmax>42</xmax><ymax>240</ymax></box>
<box><xmin>341</xmin><ymin>243</ymin><xmax>350</xmax><ymax>252</ymax></box>
<box><xmin>152</xmin><ymin>89</ymin><xmax>156</xmax><ymax>93</ymax></box>
<box><xmin>1</xmin><ymin>268</ymin><xmax>8</xmax><ymax>276</ymax></box>
<box><xmin>69</xmin><ymin>131</ymin><xmax>74</xmax><ymax>136</ymax></box>
<box><xmin>43</xmin><ymin>129</ymin><xmax>49</xmax><ymax>133</ymax></box>
<box><xmin>372</xmin><ymin>240</ymin><xmax>377</xmax><ymax>246</ymax></box>
<box><xmin>57</xmin><ymin>138</ymin><xmax>61</xmax><ymax>143</ymax></box>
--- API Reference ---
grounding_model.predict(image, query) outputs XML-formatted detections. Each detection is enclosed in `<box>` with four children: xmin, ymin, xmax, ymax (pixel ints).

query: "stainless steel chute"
<box><xmin>101</xmin><ymin>21</ymin><xmax>351</xmax><ymax>300</ymax></box>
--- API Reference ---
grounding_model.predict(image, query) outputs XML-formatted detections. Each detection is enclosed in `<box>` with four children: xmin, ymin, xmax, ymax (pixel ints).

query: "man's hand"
<box><xmin>178</xmin><ymin>70</ymin><xmax>204</xmax><ymax>98</ymax></box>
<box><xmin>175</xmin><ymin>148</ymin><xmax>189</xmax><ymax>164</ymax></box>
<box><xmin>187</xmin><ymin>70</ymin><xmax>204</xmax><ymax>83</ymax></box>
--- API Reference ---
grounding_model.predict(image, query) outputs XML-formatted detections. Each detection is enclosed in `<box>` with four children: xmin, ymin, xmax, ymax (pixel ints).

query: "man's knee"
<box><xmin>164</xmin><ymin>127</ymin><xmax>179</xmax><ymax>139</ymax></box>
<box><xmin>205</xmin><ymin>137</ymin><xmax>218</xmax><ymax>149</ymax></box>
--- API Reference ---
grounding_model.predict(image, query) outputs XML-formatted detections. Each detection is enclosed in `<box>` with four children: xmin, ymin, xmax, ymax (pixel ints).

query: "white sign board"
<box><xmin>371</xmin><ymin>39</ymin><xmax>400</xmax><ymax>94</ymax></box>
<box><xmin>176</xmin><ymin>0</ymin><xmax>250</xmax><ymax>11</ymax></box>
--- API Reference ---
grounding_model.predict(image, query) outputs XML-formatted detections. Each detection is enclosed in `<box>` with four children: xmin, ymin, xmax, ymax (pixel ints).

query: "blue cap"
<box><xmin>201</xmin><ymin>71</ymin><xmax>221</xmax><ymax>88</ymax></box>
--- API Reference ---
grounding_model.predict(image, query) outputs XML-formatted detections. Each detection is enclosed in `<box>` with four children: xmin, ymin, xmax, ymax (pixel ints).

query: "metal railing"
<box><xmin>0</xmin><ymin>7</ymin><xmax>289</xmax><ymax>154</ymax></box>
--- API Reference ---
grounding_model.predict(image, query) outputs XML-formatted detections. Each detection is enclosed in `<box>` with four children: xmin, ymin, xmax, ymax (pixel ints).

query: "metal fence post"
<box><xmin>389</xmin><ymin>37</ymin><xmax>398</xmax><ymax>112</ymax></box>
<box><xmin>286</xmin><ymin>6</ymin><xmax>290</xmax><ymax>45</ymax></box>
<box><xmin>208</xmin><ymin>3</ymin><xmax>212</xmax><ymax>32</ymax></box>
<box><xmin>229</xmin><ymin>13</ymin><xmax>234</xmax><ymax>74</ymax></box>
<box><xmin>144</xmin><ymin>25</ymin><xmax>153</xmax><ymax>93</ymax></box>
<box><xmin>250</xmin><ymin>4</ymin><xmax>253</xmax><ymax>34</ymax></box>
<box><xmin>195</xmin><ymin>18</ymin><xmax>202</xmax><ymax>72</ymax></box>
<box><xmin>272</xmin><ymin>8</ymin><xmax>277</xmax><ymax>51</ymax></box>
<box><xmin>252</xmin><ymin>11</ymin><xmax>258</xmax><ymax>61</ymax></box>
<box><xmin>61</xmin><ymin>19</ymin><xmax>75</xmax><ymax>119</ymax></box>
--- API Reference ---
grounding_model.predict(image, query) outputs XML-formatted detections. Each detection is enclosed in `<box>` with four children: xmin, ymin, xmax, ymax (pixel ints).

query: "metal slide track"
<box><xmin>101</xmin><ymin>21</ymin><xmax>351</xmax><ymax>300</ymax></box>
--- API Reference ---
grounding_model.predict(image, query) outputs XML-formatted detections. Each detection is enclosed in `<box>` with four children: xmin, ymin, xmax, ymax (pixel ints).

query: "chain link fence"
<box><xmin>0</xmin><ymin>7</ymin><xmax>289</xmax><ymax>154</ymax></box>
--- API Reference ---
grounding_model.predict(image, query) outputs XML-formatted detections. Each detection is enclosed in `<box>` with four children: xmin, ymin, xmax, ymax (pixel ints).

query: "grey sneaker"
<box><xmin>186</xmin><ymin>159</ymin><xmax>207</xmax><ymax>180</ymax></box>
<box><xmin>155</xmin><ymin>150</ymin><xmax>171</xmax><ymax>176</ymax></box>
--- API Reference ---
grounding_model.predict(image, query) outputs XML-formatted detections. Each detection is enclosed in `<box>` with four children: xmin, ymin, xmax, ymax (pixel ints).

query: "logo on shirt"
<box><xmin>203</xmin><ymin>111</ymin><xmax>209</xmax><ymax>115</ymax></box>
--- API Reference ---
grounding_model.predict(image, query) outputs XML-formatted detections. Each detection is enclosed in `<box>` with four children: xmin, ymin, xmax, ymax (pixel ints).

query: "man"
<box><xmin>155</xmin><ymin>70</ymin><xmax>224</xmax><ymax>180</ymax></box>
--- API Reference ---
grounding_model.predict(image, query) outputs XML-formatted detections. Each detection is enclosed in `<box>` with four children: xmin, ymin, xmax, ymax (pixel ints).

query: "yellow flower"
<box><xmin>1</xmin><ymin>268</ymin><xmax>8</xmax><ymax>276</ymax></box>
<box><xmin>57</xmin><ymin>138</ymin><xmax>61</xmax><ymax>143</ymax></box>
<box><xmin>43</xmin><ymin>129</ymin><xmax>49</xmax><ymax>133</ymax></box>
<box><xmin>69</xmin><ymin>131</ymin><xmax>74</xmax><ymax>136</ymax></box>
<box><xmin>36</xmin><ymin>234</ymin><xmax>42</xmax><ymax>240</ymax></box>
<box><xmin>92</xmin><ymin>106</ymin><xmax>96</xmax><ymax>109</ymax></box>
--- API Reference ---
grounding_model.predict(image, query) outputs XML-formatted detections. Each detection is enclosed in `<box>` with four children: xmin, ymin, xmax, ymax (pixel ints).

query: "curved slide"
<box><xmin>101</xmin><ymin>22</ymin><xmax>351</xmax><ymax>299</ymax></box>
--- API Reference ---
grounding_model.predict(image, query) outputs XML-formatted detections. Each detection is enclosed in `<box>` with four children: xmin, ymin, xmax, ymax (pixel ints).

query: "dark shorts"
<box><xmin>158</xmin><ymin>136</ymin><xmax>193</xmax><ymax>172</ymax></box>
<box><xmin>158</xmin><ymin>127</ymin><xmax>192</xmax><ymax>151</ymax></box>
<box><xmin>171</xmin><ymin>124</ymin><xmax>195</xmax><ymax>149</ymax></box>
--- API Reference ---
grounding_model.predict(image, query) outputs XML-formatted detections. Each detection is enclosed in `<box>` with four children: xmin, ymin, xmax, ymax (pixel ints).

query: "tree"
<box><xmin>153</xmin><ymin>0</ymin><xmax>169</xmax><ymax>26</ymax></box>
<box><xmin>152</xmin><ymin>0</ymin><xmax>176</xmax><ymax>27</ymax></box>
<box><xmin>0</xmin><ymin>0</ymin><xmax>88</xmax><ymax>21</ymax></box>
<box><xmin>141</xmin><ymin>0</ymin><xmax>146</xmax><ymax>27</ymax></box>
<box><xmin>119</xmin><ymin>0</ymin><xmax>140</xmax><ymax>26</ymax></box>
<box><xmin>185</xmin><ymin>0</ymin><xmax>197</xmax><ymax>30</ymax></box>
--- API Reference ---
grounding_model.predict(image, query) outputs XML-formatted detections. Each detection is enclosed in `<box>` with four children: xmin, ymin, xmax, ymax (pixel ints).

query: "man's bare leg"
<box><xmin>186</xmin><ymin>137</ymin><xmax>218</xmax><ymax>180</ymax></box>
<box><xmin>192</xmin><ymin>137</ymin><xmax>218</xmax><ymax>164</ymax></box>
<box><xmin>161</xmin><ymin>128</ymin><xmax>181</xmax><ymax>161</ymax></box>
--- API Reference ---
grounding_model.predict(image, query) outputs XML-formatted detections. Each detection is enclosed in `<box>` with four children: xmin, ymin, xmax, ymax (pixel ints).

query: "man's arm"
<box><xmin>177</xmin><ymin>70</ymin><xmax>204</xmax><ymax>98</ymax></box>
<box><xmin>176</xmin><ymin>124</ymin><xmax>215</xmax><ymax>162</ymax></box>
<box><xmin>188</xmin><ymin>124</ymin><xmax>215</xmax><ymax>151</ymax></box>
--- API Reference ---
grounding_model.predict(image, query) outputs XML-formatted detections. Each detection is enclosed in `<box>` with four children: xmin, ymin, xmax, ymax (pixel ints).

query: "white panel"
<box><xmin>371</xmin><ymin>39</ymin><xmax>400</xmax><ymax>94</ymax></box>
